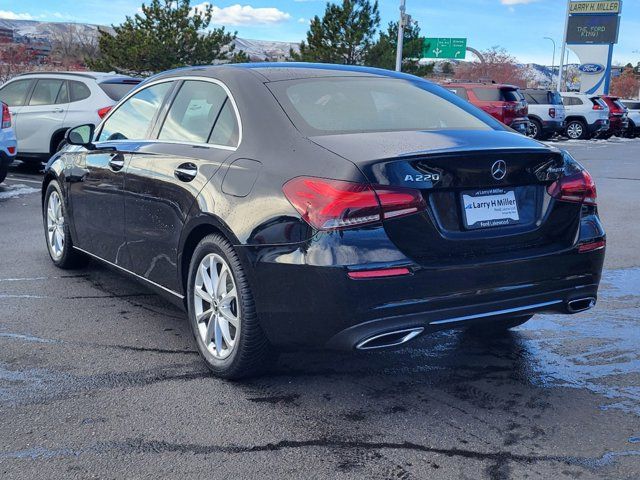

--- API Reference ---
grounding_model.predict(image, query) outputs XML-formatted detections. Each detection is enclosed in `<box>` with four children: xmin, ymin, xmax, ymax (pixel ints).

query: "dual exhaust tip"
<box><xmin>356</xmin><ymin>297</ymin><xmax>596</xmax><ymax>350</ymax></box>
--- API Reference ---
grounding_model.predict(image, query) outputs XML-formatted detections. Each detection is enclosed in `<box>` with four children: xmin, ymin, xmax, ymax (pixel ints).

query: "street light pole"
<box><xmin>395</xmin><ymin>0</ymin><xmax>407</xmax><ymax>72</ymax></box>
<box><xmin>557</xmin><ymin>0</ymin><xmax>570</xmax><ymax>92</ymax></box>
<box><xmin>543</xmin><ymin>37</ymin><xmax>556</xmax><ymax>85</ymax></box>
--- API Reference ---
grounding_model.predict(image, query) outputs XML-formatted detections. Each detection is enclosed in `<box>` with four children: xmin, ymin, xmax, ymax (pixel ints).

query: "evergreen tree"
<box><xmin>365</xmin><ymin>20</ymin><xmax>433</xmax><ymax>76</ymax></box>
<box><xmin>292</xmin><ymin>0</ymin><xmax>380</xmax><ymax>65</ymax></box>
<box><xmin>88</xmin><ymin>0</ymin><xmax>239</xmax><ymax>75</ymax></box>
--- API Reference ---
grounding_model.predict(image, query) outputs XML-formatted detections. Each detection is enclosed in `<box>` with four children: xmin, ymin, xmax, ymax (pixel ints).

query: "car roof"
<box><xmin>13</xmin><ymin>71</ymin><xmax>141</xmax><ymax>83</ymax></box>
<box><xmin>147</xmin><ymin>62</ymin><xmax>426</xmax><ymax>83</ymax></box>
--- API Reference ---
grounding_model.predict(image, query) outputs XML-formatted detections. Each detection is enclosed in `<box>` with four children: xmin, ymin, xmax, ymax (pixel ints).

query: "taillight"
<box><xmin>591</xmin><ymin>100</ymin><xmax>604</xmax><ymax>111</ymax></box>
<box><xmin>549</xmin><ymin>107</ymin><xmax>556</xmax><ymax>118</ymax></box>
<box><xmin>547</xmin><ymin>169</ymin><xmax>597</xmax><ymax>205</ymax></box>
<box><xmin>97</xmin><ymin>106</ymin><xmax>112</xmax><ymax>119</ymax></box>
<box><xmin>1</xmin><ymin>103</ymin><xmax>10</xmax><ymax>129</ymax></box>
<box><xmin>282</xmin><ymin>177</ymin><xmax>426</xmax><ymax>230</ymax></box>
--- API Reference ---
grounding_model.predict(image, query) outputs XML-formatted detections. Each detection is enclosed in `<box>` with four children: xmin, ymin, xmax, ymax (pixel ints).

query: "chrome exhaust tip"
<box><xmin>567</xmin><ymin>297</ymin><xmax>596</xmax><ymax>313</ymax></box>
<box><xmin>355</xmin><ymin>327</ymin><xmax>424</xmax><ymax>351</ymax></box>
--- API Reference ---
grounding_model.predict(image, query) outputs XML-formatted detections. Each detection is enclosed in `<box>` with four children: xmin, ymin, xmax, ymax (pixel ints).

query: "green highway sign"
<box><xmin>422</xmin><ymin>38</ymin><xmax>467</xmax><ymax>59</ymax></box>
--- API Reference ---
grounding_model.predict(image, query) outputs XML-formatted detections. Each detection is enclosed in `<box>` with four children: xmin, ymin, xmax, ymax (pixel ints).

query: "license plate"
<box><xmin>462</xmin><ymin>188</ymin><xmax>520</xmax><ymax>230</ymax></box>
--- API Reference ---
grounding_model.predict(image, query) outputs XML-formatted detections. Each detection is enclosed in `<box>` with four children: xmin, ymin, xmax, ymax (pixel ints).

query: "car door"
<box><xmin>18</xmin><ymin>78</ymin><xmax>69</xmax><ymax>154</ymax></box>
<box><xmin>68</xmin><ymin>81</ymin><xmax>174</xmax><ymax>268</ymax></box>
<box><xmin>0</xmin><ymin>78</ymin><xmax>35</xmax><ymax>143</ymax></box>
<box><xmin>124</xmin><ymin>79</ymin><xmax>239</xmax><ymax>292</ymax></box>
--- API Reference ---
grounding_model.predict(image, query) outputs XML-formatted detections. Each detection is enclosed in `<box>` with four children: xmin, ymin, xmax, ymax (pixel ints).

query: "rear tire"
<box><xmin>43</xmin><ymin>180</ymin><xmax>88</xmax><ymax>269</ymax></box>
<box><xmin>187</xmin><ymin>234</ymin><xmax>277</xmax><ymax>379</ymax></box>
<box><xmin>465</xmin><ymin>315</ymin><xmax>533</xmax><ymax>336</ymax></box>
<box><xmin>527</xmin><ymin>119</ymin><xmax>543</xmax><ymax>139</ymax></box>
<box><xmin>0</xmin><ymin>165</ymin><xmax>7</xmax><ymax>184</ymax></box>
<box><xmin>565</xmin><ymin>120</ymin><xmax>587</xmax><ymax>140</ymax></box>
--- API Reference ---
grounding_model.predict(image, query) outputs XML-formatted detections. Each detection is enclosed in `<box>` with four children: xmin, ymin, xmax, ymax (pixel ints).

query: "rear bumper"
<box><xmin>588</xmin><ymin>119</ymin><xmax>610</xmax><ymax>135</ymax></box>
<box><xmin>540</xmin><ymin>119</ymin><xmax>565</xmax><ymax>134</ymax></box>
<box><xmin>509</xmin><ymin>118</ymin><xmax>530</xmax><ymax>135</ymax></box>
<box><xmin>0</xmin><ymin>149</ymin><xmax>16</xmax><ymax>167</ymax></box>
<box><xmin>242</xmin><ymin>222</ymin><xmax>605</xmax><ymax>351</ymax></box>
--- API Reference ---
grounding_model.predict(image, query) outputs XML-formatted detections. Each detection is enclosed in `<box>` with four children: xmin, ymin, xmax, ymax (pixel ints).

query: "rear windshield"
<box><xmin>613</xmin><ymin>100</ymin><xmax>627</xmax><ymax>110</ymax></box>
<box><xmin>99</xmin><ymin>81</ymin><xmax>141</xmax><ymax>101</ymax></box>
<box><xmin>473</xmin><ymin>88</ymin><xmax>522</xmax><ymax>102</ymax></box>
<box><xmin>268</xmin><ymin>78</ymin><xmax>492</xmax><ymax>135</ymax></box>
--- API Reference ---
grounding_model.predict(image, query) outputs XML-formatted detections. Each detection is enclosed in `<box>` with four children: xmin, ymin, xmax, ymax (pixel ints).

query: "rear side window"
<box><xmin>564</xmin><ymin>97</ymin><xmax>582</xmax><ymax>106</ymax></box>
<box><xmin>473</xmin><ymin>88</ymin><xmax>502</xmax><ymax>101</ymax></box>
<box><xmin>29</xmin><ymin>79</ymin><xmax>64</xmax><ymax>106</ymax></box>
<box><xmin>159</xmin><ymin>80</ymin><xmax>228</xmax><ymax>143</ymax></box>
<box><xmin>446</xmin><ymin>87</ymin><xmax>468</xmax><ymax>100</ymax></box>
<box><xmin>208</xmin><ymin>99</ymin><xmax>240</xmax><ymax>147</ymax></box>
<box><xmin>98</xmin><ymin>82</ymin><xmax>172</xmax><ymax>142</ymax></box>
<box><xmin>69</xmin><ymin>81</ymin><xmax>91</xmax><ymax>102</ymax></box>
<box><xmin>99</xmin><ymin>82</ymin><xmax>141</xmax><ymax>101</ymax></box>
<box><xmin>0</xmin><ymin>80</ymin><xmax>33</xmax><ymax>106</ymax></box>
<box><xmin>501</xmin><ymin>89</ymin><xmax>522</xmax><ymax>102</ymax></box>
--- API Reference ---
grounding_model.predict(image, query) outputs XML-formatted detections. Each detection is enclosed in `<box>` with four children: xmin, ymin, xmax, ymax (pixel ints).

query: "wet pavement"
<box><xmin>1</xmin><ymin>141</ymin><xmax>639</xmax><ymax>479</ymax></box>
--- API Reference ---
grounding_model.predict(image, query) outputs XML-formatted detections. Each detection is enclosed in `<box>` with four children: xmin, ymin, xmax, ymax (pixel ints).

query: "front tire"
<box><xmin>187</xmin><ymin>234</ymin><xmax>276</xmax><ymax>379</ymax></box>
<box><xmin>43</xmin><ymin>180</ymin><xmax>87</xmax><ymax>269</ymax></box>
<box><xmin>565</xmin><ymin>120</ymin><xmax>587</xmax><ymax>140</ymax></box>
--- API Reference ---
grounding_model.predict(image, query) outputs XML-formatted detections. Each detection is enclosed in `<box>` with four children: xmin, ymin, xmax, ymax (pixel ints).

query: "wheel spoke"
<box><xmin>218</xmin><ymin>316</ymin><xmax>234</xmax><ymax>346</ymax></box>
<box><xmin>196</xmin><ymin>309</ymin><xmax>213</xmax><ymax>323</ymax></box>
<box><xmin>219</xmin><ymin>306</ymin><xmax>238</xmax><ymax>328</ymax></box>
<box><xmin>214</xmin><ymin>316</ymin><xmax>223</xmax><ymax>355</ymax></box>
<box><xmin>195</xmin><ymin>285</ymin><xmax>213</xmax><ymax>304</ymax></box>
<box><xmin>200</xmin><ymin>263</ymin><xmax>213</xmax><ymax>296</ymax></box>
<box><xmin>217</xmin><ymin>266</ymin><xmax>229</xmax><ymax>298</ymax></box>
<box><xmin>205</xmin><ymin>315</ymin><xmax>217</xmax><ymax>344</ymax></box>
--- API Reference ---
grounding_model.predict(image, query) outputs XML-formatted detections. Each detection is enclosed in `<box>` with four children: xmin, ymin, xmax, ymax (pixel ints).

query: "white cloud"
<box><xmin>0</xmin><ymin>10</ymin><xmax>34</xmax><ymax>20</ymax></box>
<box><xmin>500</xmin><ymin>0</ymin><xmax>537</xmax><ymax>4</ymax></box>
<box><xmin>298</xmin><ymin>17</ymin><xmax>307</xmax><ymax>24</ymax></box>
<box><xmin>192</xmin><ymin>3</ymin><xmax>291</xmax><ymax>26</ymax></box>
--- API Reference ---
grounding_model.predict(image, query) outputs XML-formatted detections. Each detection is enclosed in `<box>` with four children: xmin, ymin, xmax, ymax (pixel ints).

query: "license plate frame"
<box><xmin>461</xmin><ymin>188</ymin><xmax>520</xmax><ymax>230</ymax></box>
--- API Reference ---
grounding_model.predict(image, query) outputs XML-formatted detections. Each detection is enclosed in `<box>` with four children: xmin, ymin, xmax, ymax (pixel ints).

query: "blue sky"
<box><xmin>1</xmin><ymin>0</ymin><xmax>638</xmax><ymax>65</ymax></box>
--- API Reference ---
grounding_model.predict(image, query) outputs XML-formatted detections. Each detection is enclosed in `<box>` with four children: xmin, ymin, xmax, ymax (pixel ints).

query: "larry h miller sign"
<box><xmin>566</xmin><ymin>0</ymin><xmax>622</xmax><ymax>95</ymax></box>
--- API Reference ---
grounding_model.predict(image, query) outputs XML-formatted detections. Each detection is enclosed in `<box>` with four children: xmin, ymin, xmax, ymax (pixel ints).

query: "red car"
<box><xmin>444</xmin><ymin>83</ymin><xmax>530</xmax><ymax>134</ymax></box>
<box><xmin>599</xmin><ymin>95</ymin><xmax>629</xmax><ymax>138</ymax></box>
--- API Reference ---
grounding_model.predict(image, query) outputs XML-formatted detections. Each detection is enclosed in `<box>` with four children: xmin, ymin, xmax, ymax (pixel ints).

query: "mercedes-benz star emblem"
<box><xmin>491</xmin><ymin>160</ymin><xmax>507</xmax><ymax>180</ymax></box>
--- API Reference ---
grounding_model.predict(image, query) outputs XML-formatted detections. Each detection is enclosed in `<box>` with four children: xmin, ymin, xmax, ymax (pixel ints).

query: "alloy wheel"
<box><xmin>566</xmin><ymin>122</ymin><xmax>583</xmax><ymax>139</ymax></box>
<box><xmin>46</xmin><ymin>190</ymin><xmax>65</xmax><ymax>260</ymax></box>
<box><xmin>527</xmin><ymin>122</ymin><xmax>538</xmax><ymax>138</ymax></box>
<box><xmin>193</xmin><ymin>253</ymin><xmax>240</xmax><ymax>359</ymax></box>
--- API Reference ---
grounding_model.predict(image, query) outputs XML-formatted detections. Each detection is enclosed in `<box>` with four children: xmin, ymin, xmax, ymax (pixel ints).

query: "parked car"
<box><xmin>522</xmin><ymin>88</ymin><xmax>566</xmax><ymax>140</ymax></box>
<box><xmin>0</xmin><ymin>101</ymin><xmax>17</xmax><ymax>183</ymax></box>
<box><xmin>444</xmin><ymin>82</ymin><xmax>529</xmax><ymax>134</ymax></box>
<box><xmin>598</xmin><ymin>95</ymin><xmax>629</xmax><ymax>138</ymax></box>
<box><xmin>0</xmin><ymin>72</ymin><xmax>141</xmax><ymax>166</ymax></box>
<box><xmin>43</xmin><ymin>64</ymin><xmax>605</xmax><ymax>378</ymax></box>
<box><xmin>620</xmin><ymin>99</ymin><xmax>640</xmax><ymax>138</ymax></box>
<box><xmin>560</xmin><ymin>92</ymin><xmax>610</xmax><ymax>139</ymax></box>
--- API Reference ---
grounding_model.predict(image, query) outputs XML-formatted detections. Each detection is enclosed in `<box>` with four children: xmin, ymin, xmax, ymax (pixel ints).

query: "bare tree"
<box><xmin>454</xmin><ymin>46</ymin><xmax>528</xmax><ymax>87</ymax></box>
<box><xmin>48</xmin><ymin>24</ymin><xmax>99</xmax><ymax>69</ymax></box>
<box><xmin>0</xmin><ymin>44</ymin><xmax>36</xmax><ymax>82</ymax></box>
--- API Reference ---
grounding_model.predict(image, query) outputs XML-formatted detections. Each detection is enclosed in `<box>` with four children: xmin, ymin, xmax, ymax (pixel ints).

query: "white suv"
<box><xmin>560</xmin><ymin>92</ymin><xmax>610</xmax><ymax>140</ymax></box>
<box><xmin>0</xmin><ymin>72</ymin><xmax>140</xmax><ymax>166</ymax></box>
<box><xmin>620</xmin><ymin>99</ymin><xmax>640</xmax><ymax>138</ymax></box>
<box><xmin>522</xmin><ymin>89</ymin><xmax>566</xmax><ymax>140</ymax></box>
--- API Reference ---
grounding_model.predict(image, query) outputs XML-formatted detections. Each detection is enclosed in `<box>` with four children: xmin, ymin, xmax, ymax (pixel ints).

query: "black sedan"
<box><xmin>42</xmin><ymin>63</ymin><xmax>606</xmax><ymax>378</ymax></box>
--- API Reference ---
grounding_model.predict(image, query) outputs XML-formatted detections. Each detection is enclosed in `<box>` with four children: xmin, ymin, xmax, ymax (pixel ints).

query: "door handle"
<box><xmin>175</xmin><ymin>163</ymin><xmax>198</xmax><ymax>182</ymax></box>
<box><xmin>108</xmin><ymin>153</ymin><xmax>125</xmax><ymax>171</ymax></box>
<box><xmin>52</xmin><ymin>107</ymin><xmax>64</xmax><ymax>113</ymax></box>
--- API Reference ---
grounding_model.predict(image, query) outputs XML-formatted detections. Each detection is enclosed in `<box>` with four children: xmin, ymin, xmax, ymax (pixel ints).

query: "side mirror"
<box><xmin>65</xmin><ymin>124</ymin><xmax>95</xmax><ymax>150</ymax></box>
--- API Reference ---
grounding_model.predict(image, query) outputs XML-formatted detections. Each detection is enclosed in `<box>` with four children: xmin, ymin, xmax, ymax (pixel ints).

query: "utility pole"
<box><xmin>395</xmin><ymin>0</ymin><xmax>408</xmax><ymax>72</ymax></box>
<box><xmin>557</xmin><ymin>0</ymin><xmax>570</xmax><ymax>92</ymax></box>
<box><xmin>544</xmin><ymin>37</ymin><xmax>556</xmax><ymax>85</ymax></box>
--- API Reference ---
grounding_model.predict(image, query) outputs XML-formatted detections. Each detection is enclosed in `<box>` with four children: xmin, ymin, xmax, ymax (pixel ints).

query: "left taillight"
<box><xmin>547</xmin><ymin>169</ymin><xmax>597</xmax><ymax>206</ymax></box>
<box><xmin>282</xmin><ymin>177</ymin><xmax>426</xmax><ymax>230</ymax></box>
<box><xmin>97</xmin><ymin>106</ymin><xmax>112</xmax><ymax>119</ymax></box>
<box><xmin>1</xmin><ymin>102</ymin><xmax>10</xmax><ymax>129</ymax></box>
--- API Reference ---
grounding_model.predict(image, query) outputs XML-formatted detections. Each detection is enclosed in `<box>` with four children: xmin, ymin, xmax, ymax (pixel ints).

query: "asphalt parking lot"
<box><xmin>1</xmin><ymin>139</ymin><xmax>639</xmax><ymax>479</ymax></box>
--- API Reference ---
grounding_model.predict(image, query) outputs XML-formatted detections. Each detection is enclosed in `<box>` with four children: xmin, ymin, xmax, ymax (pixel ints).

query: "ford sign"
<box><xmin>579</xmin><ymin>64</ymin><xmax>605</xmax><ymax>75</ymax></box>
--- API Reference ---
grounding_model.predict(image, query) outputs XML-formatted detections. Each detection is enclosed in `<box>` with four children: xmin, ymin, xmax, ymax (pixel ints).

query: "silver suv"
<box><xmin>0</xmin><ymin>72</ymin><xmax>140</xmax><ymax>166</ymax></box>
<box><xmin>560</xmin><ymin>92</ymin><xmax>610</xmax><ymax>140</ymax></box>
<box><xmin>522</xmin><ymin>89</ymin><xmax>566</xmax><ymax>140</ymax></box>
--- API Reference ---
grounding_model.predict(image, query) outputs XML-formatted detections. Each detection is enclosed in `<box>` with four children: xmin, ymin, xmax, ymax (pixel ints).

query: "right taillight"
<box><xmin>283</xmin><ymin>177</ymin><xmax>426</xmax><ymax>230</ymax></box>
<box><xmin>547</xmin><ymin>169</ymin><xmax>597</xmax><ymax>206</ymax></box>
<box><xmin>97</xmin><ymin>106</ymin><xmax>113</xmax><ymax>119</ymax></box>
<box><xmin>1</xmin><ymin>102</ymin><xmax>10</xmax><ymax>129</ymax></box>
